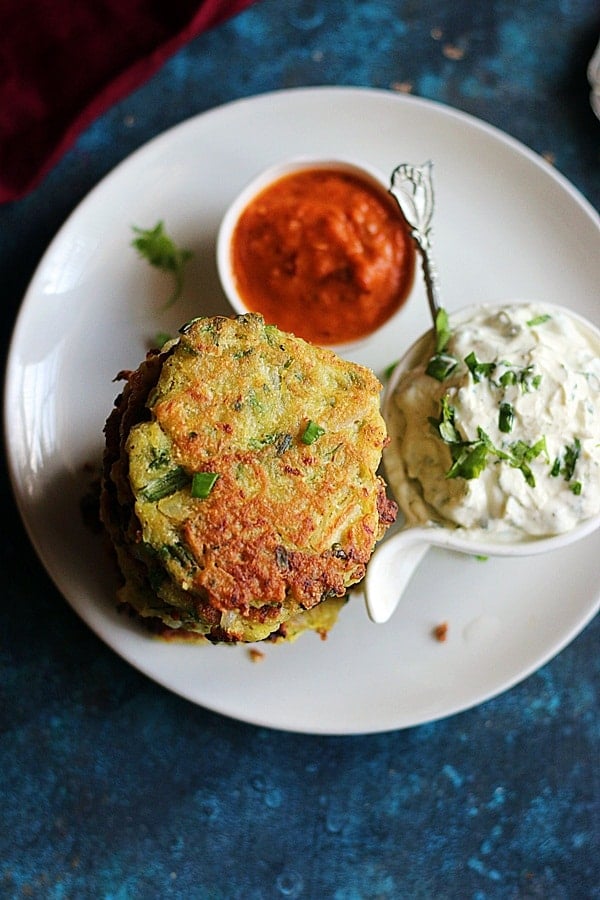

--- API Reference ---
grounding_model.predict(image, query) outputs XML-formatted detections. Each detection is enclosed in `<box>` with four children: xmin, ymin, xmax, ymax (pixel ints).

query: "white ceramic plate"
<box><xmin>6</xmin><ymin>87</ymin><xmax>600</xmax><ymax>735</ymax></box>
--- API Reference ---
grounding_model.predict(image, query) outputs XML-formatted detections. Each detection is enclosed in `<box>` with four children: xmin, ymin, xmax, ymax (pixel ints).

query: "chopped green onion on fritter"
<box><xmin>191</xmin><ymin>472</ymin><xmax>219</xmax><ymax>498</ymax></box>
<box><xmin>141</xmin><ymin>467</ymin><xmax>190</xmax><ymax>502</ymax></box>
<box><xmin>301</xmin><ymin>421</ymin><xmax>325</xmax><ymax>445</ymax></box>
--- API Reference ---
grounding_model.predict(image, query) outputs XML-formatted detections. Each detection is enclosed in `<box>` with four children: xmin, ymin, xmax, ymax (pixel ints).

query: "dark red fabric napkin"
<box><xmin>0</xmin><ymin>0</ymin><xmax>256</xmax><ymax>203</ymax></box>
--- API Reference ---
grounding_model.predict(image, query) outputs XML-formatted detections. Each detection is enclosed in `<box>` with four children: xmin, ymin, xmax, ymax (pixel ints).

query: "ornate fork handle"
<box><xmin>388</xmin><ymin>161</ymin><xmax>441</xmax><ymax>324</ymax></box>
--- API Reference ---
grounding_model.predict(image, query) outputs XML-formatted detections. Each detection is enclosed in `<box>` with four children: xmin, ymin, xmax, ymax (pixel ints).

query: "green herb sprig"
<box><xmin>429</xmin><ymin>399</ymin><xmax>548</xmax><ymax>485</ymax></box>
<box><xmin>551</xmin><ymin>438</ymin><xmax>582</xmax><ymax>495</ymax></box>
<box><xmin>132</xmin><ymin>221</ymin><xmax>193</xmax><ymax>307</ymax></box>
<box><xmin>464</xmin><ymin>352</ymin><xmax>541</xmax><ymax>393</ymax></box>
<box><xmin>464</xmin><ymin>351</ymin><xmax>496</xmax><ymax>383</ymax></box>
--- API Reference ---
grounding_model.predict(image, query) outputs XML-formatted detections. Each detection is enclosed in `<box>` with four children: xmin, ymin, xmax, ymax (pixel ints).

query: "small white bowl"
<box><xmin>364</xmin><ymin>300</ymin><xmax>600</xmax><ymax>623</ymax></box>
<box><xmin>216</xmin><ymin>156</ymin><xmax>414</xmax><ymax>352</ymax></box>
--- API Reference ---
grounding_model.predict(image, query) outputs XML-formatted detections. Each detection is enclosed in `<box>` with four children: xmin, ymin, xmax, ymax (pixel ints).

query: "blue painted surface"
<box><xmin>1</xmin><ymin>1</ymin><xmax>599</xmax><ymax>897</ymax></box>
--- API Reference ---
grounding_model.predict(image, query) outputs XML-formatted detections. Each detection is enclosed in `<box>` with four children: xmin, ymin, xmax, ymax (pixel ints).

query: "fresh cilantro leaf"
<box><xmin>551</xmin><ymin>438</ymin><xmax>582</xmax><ymax>482</ymax></box>
<box><xmin>511</xmin><ymin>436</ymin><xmax>548</xmax><ymax>464</ymax></box>
<box><xmin>464</xmin><ymin>351</ymin><xmax>496</xmax><ymax>383</ymax></box>
<box><xmin>429</xmin><ymin>396</ymin><xmax>461</xmax><ymax>443</ymax></box>
<box><xmin>499</xmin><ymin>369</ymin><xmax>517</xmax><ymax>387</ymax></box>
<box><xmin>502</xmin><ymin>437</ymin><xmax>547</xmax><ymax>487</ymax></box>
<box><xmin>132</xmin><ymin>221</ymin><xmax>193</xmax><ymax>307</ymax></box>
<box><xmin>432</xmin><ymin>394</ymin><xmax>548</xmax><ymax>487</ymax></box>
<box><xmin>497</xmin><ymin>363</ymin><xmax>541</xmax><ymax>392</ymax></box>
<box><xmin>519</xmin><ymin>365</ymin><xmax>540</xmax><ymax>393</ymax></box>
<box><xmin>562</xmin><ymin>438</ymin><xmax>581</xmax><ymax>481</ymax></box>
<box><xmin>447</xmin><ymin>440</ymin><xmax>489</xmax><ymax>480</ymax></box>
<box><xmin>551</xmin><ymin>439</ymin><xmax>584</xmax><ymax>494</ymax></box>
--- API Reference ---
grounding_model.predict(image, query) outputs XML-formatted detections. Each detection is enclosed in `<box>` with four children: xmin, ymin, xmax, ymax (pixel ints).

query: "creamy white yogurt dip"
<box><xmin>384</xmin><ymin>302</ymin><xmax>600</xmax><ymax>541</ymax></box>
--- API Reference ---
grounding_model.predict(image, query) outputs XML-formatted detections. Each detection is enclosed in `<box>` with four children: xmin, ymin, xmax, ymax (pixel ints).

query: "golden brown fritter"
<box><xmin>101</xmin><ymin>314</ymin><xmax>396</xmax><ymax>643</ymax></box>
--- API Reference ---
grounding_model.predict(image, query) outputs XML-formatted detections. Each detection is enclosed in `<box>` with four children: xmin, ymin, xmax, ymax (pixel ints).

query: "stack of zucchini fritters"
<box><xmin>101</xmin><ymin>314</ymin><xmax>396</xmax><ymax>643</ymax></box>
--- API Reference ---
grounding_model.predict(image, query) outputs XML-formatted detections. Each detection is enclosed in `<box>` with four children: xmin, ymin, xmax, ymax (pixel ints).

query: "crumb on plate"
<box><xmin>433</xmin><ymin>621</ymin><xmax>449</xmax><ymax>642</ymax></box>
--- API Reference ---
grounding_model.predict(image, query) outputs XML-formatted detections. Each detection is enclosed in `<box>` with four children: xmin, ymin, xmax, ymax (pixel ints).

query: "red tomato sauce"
<box><xmin>230</xmin><ymin>168</ymin><xmax>415</xmax><ymax>345</ymax></box>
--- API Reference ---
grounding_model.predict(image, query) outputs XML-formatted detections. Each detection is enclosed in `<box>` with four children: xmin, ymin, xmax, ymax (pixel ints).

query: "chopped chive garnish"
<box><xmin>425</xmin><ymin>352</ymin><xmax>458</xmax><ymax>381</ymax></box>
<box><xmin>141</xmin><ymin>467</ymin><xmax>190</xmax><ymax>502</ymax></box>
<box><xmin>498</xmin><ymin>402</ymin><xmax>514</xmax><ymax>433</ymax></box>
<box><xmin>550</xmin><ymin>439</ymin><xmax>581</xmax><ymax>485</ymax></box>
<box><xmin>570</xmin><ymin>481</ymin><xmax>582</xmax><ymax>495</ymax></box>
<box><xmin>302</xmin><ymin>421</ymin><xmax>325</xmax><ymax>445</ymax></box>
<box><xmin>191</xmin><ymin>472</ymin><xmax>219</xmax><ymax>498</ymax></box>
<box><xmin>527</xmin><ymin>314</ymin><xmax>552</xmax><ymax>327</ymax></box>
